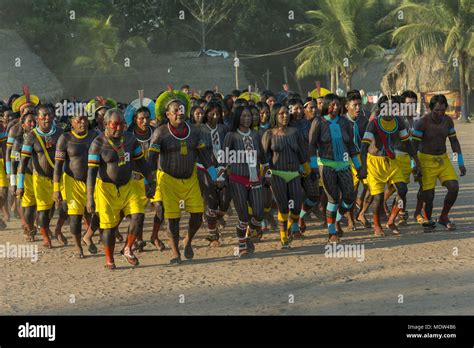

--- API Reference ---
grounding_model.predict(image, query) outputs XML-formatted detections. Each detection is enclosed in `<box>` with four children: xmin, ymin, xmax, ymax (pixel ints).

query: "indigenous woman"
<box><xmin>262</xmin><ymin>103</ymin><xmax>310</xmax><ymax>248</ymax></box>
<box><xmin>250</xmin><ymin>105</ymin><xmax>260</xmax><ymax>131</ymax></box>
<box><xmin>256</xmin><ymin>101</ymin><xmax>276</xmax><ymax>233</ymax></box>
<box><xmin>223</xmin><ymin>106</ymin><xmax>269</xmax><ymax>257</ymax></box>
<box><xmin>197</xmin><ymin>101</ymin><xmax>230</xmax><ymax>246</ymax></box>
<box><xmin>308</xmin><ymin>94</ymin><xmax>361</xmax><ymax>243</ymax></box>
<box><xmin>190</xmin><ymin>105</ymin><xmax>204</xmax><ymax>125</ymax></box>
<box><xmin>0</xmin><ymin>111</ymin><xmax>8</xmax><ymax>229</ymax></box>
<box><xmin>288</xmin><ymin>98</ymin><xmax>319</xmax><ymax>236</ymax></box>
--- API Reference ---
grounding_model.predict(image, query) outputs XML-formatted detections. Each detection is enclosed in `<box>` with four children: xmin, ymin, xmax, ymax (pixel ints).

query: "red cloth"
<box><xmin>229</xmin><ymin>174</ymin><xmax>261</xmax><ymax>188</ymax></box>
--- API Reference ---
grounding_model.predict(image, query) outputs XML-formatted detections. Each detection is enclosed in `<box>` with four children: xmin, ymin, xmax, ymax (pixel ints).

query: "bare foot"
<box><xmin>374</xmin><ymin>226</ymin><xmax>385</xmax><ymax>237</ymax></box>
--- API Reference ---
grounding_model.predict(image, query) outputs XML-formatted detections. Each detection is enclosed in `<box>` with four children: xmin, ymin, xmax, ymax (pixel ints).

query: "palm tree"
<box><xmin>295</xmin><ymin>0</ymin><xmax>384</xmax><ymax>92</ymax></box>
<box><xmin>387</xmin><ymin>0</ymin><xmax>473</xmax><ymax>122</ymax></box>
<box><xmin>74</xmin><ymin>15</ymin><xmax>147</xmax><ymax>74</ymax></box>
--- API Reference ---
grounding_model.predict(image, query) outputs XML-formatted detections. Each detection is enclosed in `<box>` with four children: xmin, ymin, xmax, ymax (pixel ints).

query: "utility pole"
<box><xmin>234</xmin><ymin>51</ymin><xmax>240</xmax><ymax>90</ymax></box>
<box><xmin>266</xmin><ymin>68</ymin><xmax>270</xmax><ymax>90</ymax></box>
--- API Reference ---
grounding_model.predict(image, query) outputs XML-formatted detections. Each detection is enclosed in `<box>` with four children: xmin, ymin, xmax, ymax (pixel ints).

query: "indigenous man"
<box><xmin>359</xmin><ymin>97</ymin><xmax>422</xmax><ymax>236</ymax></box>
<box><xmin>17</xmin><ymin>104</ymin><xmax>67</xmax><ymax>248</ymax></box>
<box><xmin>6</xmin><ymin>88</ymin><xmax>40</xmax><ymax>230</ymax></box>
<box><xmin>53</xmin><ymin>112</ymin><xmax>99</xmax><ymax>258</ymax></box>
<box><xmin>148</xmin><ymin>90</ymin><xmax>218</xmax><ymax>264</ymax></box>
<box><xmin>87</xmin><ymin>108</ymin><xmax>154</xmax><ymax>269</ymax></box>
<box><xmin>303</xmin><ymin>97</ymin><xmax>318</xmax><ymax>123</ymax></box>
<box><xmin>344</xmin><ymin>90</ymin><xmax>371</xmax><ymax>230</ymax></box>
<box><xmin>86</xmin><ymin>97</ymin><xmax>117</xmax><ymax>133</ymax></box>
<box><xmin>8</xmin><ymin>112</ymin><xmax>36</xmax><ymax>239</ymax></box>
<box><xmin>384</xmin><ymin>92</ymin><xmax>418</xmax><ymax>225</ymax></box>
<box><xmin>0</xmin><ymin>116</ymin><xmax>7</xmax><ymax>229</ymax></box>
<box><xmin>124</xmin><ymin>91</ymin><xmax>159</xmax><ymax>251</ymax></box>
<box><xmin>85</xmin><ymin>96</ymin><xmax>125</xmax><ymax>243</ymax></box>
<box><xmin>412</xmin><ymin>94</ymin><xmax>466</xmax><ymax>231</ymax></box>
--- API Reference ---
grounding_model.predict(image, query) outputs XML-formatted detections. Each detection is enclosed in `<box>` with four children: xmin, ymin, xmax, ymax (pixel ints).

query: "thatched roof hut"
<box><xmin>352</xmin><ymin>50</ymin><xmax>470</xmax><ymax>96</ymax></box>
<box><xmin>351</xmin><ymin>56</ymin><xmax>391</xmax><ymax>93</ymax></box>
<box><xmin>380</xmin><ymin>51</ymin><xmax>459</xmax><ymax>95</ymax></box>
<box><xmin>0</xmin><ymin>30</ymin><xmax>64</xmax><ymax>102</ymax></box>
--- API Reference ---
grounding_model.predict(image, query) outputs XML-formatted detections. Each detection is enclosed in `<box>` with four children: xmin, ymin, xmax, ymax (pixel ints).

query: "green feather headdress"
<box><xmin>155</xmin><ymin>88</ymin><xmax>191</xmax><ymax>122</ymax></box>
<box><xmin>239</xmin><ymin>91</ymin><xmax>261</xmax><ymax>103</ymax></box>
<box><xmin>86</xmin><ymin>96</ymin><xmax>118</xmax><ymax>120</ymax></box>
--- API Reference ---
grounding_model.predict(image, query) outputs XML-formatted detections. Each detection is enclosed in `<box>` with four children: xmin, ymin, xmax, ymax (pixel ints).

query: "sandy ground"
<box><xmin>0</xmin><ymin>123</ymin><xmax>473</xmax><ymax>316</ymax></box>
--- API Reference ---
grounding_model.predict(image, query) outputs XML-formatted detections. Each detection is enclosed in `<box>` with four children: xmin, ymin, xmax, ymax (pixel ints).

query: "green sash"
<box><xmin>317</xmin><ymin>158</ymin><xmax>350</xmax><ymax>172</ymax></box>
<box><xmin>271</xmin><ymin>170</ymin><xmax>300</xmax><ymax>183</ymax></box>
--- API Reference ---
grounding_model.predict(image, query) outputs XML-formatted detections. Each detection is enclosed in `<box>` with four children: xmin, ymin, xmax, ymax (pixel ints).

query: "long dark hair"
<box><xmin>231</xmin><ymin>105</ymin><xmax>251</xmax><ymax>132</ymax></box>
<box><xmin>202</xmin><ymin>101</ymin><xmax>223</xmax><ymax>125</ymax></box>
<box><xmin>189</xmin><ymin>105</ymin><xmax>204</xmax><ymax>124</ymax></box>
<box><xmin>321</xmin><ymin>94</ymin><xmax>342</xmax><ymax>117</ymax></box>
<box><xmin>270</xmin><ymin>103</ymin><xmax>285</xmax><ymax>128</ymax></box>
